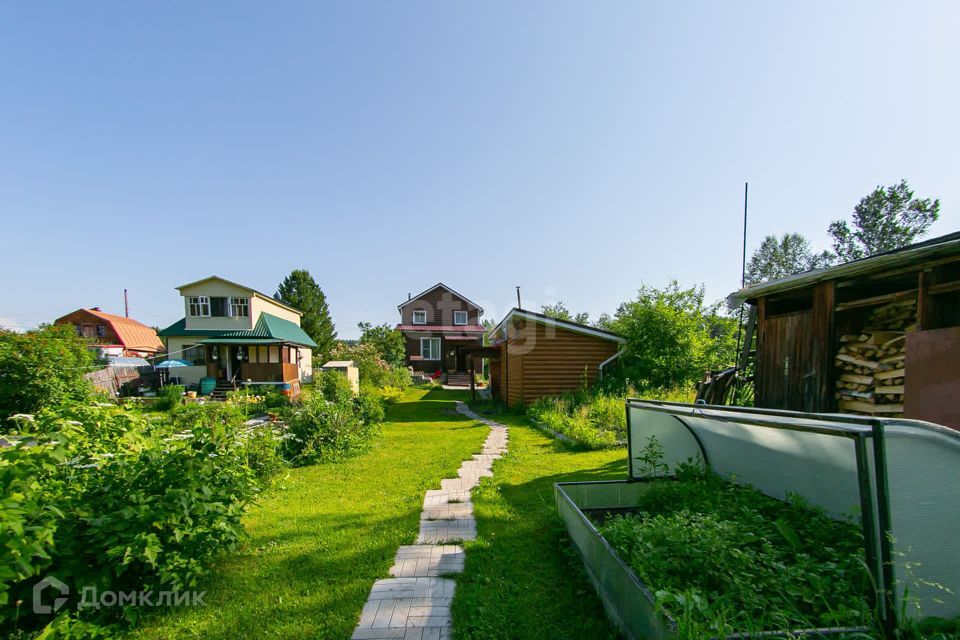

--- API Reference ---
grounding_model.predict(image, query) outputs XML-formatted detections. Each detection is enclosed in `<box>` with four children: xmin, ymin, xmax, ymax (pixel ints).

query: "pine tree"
<box><xmin>275</xmin><ymin>269</ymin><xmax>337</xmax><ymax>361</ymax></box>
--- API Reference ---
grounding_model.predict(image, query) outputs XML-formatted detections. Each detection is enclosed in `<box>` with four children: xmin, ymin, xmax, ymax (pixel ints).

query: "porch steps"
<box><xmin>445</xmin><ymin>372</ymin><xmax>472</xmax><ymax>387</ymax></box>
<box><xmin>209</xmin><ymin>381</ymin><xmax>236</xmax><ymax>400</ymax></box>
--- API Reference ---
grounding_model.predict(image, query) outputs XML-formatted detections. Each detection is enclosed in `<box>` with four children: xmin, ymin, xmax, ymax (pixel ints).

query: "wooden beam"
<box><xmin>835</xmin><ymin>288</ymin><xmax>918</xmax><ymax>312</ymax></box>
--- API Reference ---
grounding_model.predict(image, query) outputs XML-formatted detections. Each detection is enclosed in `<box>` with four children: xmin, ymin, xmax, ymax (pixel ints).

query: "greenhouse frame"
<box><xmin>554</xmin><ymin>399</ymin><xmax>960</xmax><ymax>639</ymax></box>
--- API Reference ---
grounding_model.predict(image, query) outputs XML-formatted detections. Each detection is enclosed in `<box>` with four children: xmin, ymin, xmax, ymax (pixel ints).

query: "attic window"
<box><xmin>454</xmin><ymin>310</ymin><xmax>467</xmax><ymax>325</ymax></box>
<box><xmin>413</xmin><ymin>309</ymin><xmax>427</xmax><ymax>325</ymax></box>
<box><xmin>230</xmin><ymin>297</ymin><xmax>249</xmax><ymax>317</ymax></box>
<box><xmin>188</xmin><ymin>296</ymin><xmax>210</xmax><ymax>317</ymax></box>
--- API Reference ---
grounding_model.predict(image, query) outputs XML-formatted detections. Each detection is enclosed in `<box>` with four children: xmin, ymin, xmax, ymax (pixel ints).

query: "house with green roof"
<box><xmin>158</xmin><ymin>276</ymin><xmax>317</xmax><ymax>396</ymax></box>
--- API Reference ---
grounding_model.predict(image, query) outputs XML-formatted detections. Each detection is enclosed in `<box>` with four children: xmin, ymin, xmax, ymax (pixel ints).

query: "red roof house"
<box><xmin>55</xmin><ymin>308</ymin><xmax>164</xmax><ymax>357</ymax></box>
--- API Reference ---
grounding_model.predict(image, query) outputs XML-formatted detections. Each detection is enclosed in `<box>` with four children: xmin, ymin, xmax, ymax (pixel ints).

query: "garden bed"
<box><xmin>555</xmin><ymin>476</ymin><xmax>874</xmax><ymax>640</ymax></box>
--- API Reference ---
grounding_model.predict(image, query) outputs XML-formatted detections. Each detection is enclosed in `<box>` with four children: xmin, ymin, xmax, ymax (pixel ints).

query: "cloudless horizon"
<box><xmin>2</xmin><ymin>2</ymin><xmax>958</xmax><ymax>338</ymax></box>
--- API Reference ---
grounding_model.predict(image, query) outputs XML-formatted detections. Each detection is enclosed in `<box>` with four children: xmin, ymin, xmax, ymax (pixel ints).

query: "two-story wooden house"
<box><xmin>54</xmin><ymin>307</ymin><xmax>164</xmax><ymax>358</ymax></box>
<box><xmin>157</xmin><ymin>276</ymin><xmax>316</xmax><ymax>396</ymax></box>
<box><xmin>397</xmin><ymin>283</ymin><xmax>485</xmax><ymax>379</ymax></box>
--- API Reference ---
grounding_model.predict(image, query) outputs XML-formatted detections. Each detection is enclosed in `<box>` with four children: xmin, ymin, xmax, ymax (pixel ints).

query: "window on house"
<box><xmin>181</xmin><ymin>345</ymin><xmax>206</xmax><ymax>366</ymax></box>
<box><xmin>268</xmin><ymin>346</ymin><xmax>280</xmax><ymax>363</ymax></box>
<box><xmin>420</xmin><ymin>337</ymin><xmax>441</xmax><ymax>360</ymax></box>
<box><xmin>210</xmin><ymin>297</ymin><xmax>228</xmax><ymax>317</ymax></box>
<box><xmin>96</xmin><ymin>324</ymin><xmax>106</xmax><ymax>337</ymax></box>
<box><xmin>188</xmin><ymin>296</ymin><xmax>210</xmax><ymax>317</ymax></box>
<box><xmin>412</xmin><ymin>309</ymin><xmax>427</xmax><ymax>325</ymax></box>
<box><xmin>453</xmin><ymin>310</ymin><xmax>468</xmax><ymax>325</ymax></box>
<box><xmin>288</xmin><ymin>347</ymin><xmax>298</xmax><ymax>364</ymax></box>
<box><xmin>230</xmin><ymin>297</ymin><xmax>249</xmax><ymax>317</ymax></box>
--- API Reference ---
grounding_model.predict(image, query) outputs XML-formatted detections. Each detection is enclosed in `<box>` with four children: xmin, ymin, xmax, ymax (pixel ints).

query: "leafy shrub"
<box><xmin>0</xmin><ymin>435</ymin><xmax>67</xmax><ymax>617</ymax></box>
<box><xmin>152</xmin><ymin>385</ymin><xmax>184</xmax><ymax>412</ymax></box>
<box><xmin>326</xmin><ymin>342</ymin><xmax>410</xmax><ymax>390</ymax></box>
<box><xmin>0</xmin><ymin>326</ymin><xmax>96</xmax><ymax>422</ymax></box>
<box><xmin>0</xmin><ymin>402</ymin><xmax>273</xmax><ymax>634</ymax></box>
<box><xmin>316</xmin><ymin>370</ymin><xmax>354</xmax><ymax>405</ymax></box>
<box><xmin>281</xmin><ymin>393</ymin><xmax>376</xmax><ymax>465</ymax></box>
<box><xmin>597</xmin><ymin>469</ymin><xmax>872</xmax><ymax>637</ymax></box>
<box><xmin>354</xmin><ymin>389</ymin><xmax>385</xmax><ymax>426</ymax></box>
<box><xmin>375</xmin><ymin>386</ymin><xmax>403</xmax><ymax>403</ymax></box>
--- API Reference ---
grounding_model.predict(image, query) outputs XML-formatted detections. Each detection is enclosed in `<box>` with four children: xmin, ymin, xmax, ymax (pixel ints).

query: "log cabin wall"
<box><xmin>494</xmin><ymin>317</ymin><xmax>619</xmax><ymax>406</ymax></box>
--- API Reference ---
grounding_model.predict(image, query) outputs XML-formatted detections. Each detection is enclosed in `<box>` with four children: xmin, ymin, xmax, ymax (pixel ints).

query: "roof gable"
<box><xmin>76</xmin><ymin>308</ymin><xmax>164</xmax><ymax>352</ymax></box>
<box><xmin>398</xmin><ymin>283</ymin><xmax>484</xmax><ymax>315</ymax></box>
<box><xmin>489</xmin><ymin>308</ymin><xmax>625</xmax><ymax>343</ymax></box>
<box><xmin>175</xmin><ymin>276</ymin><xmax>302</xmax><ymax>316</ymax></box>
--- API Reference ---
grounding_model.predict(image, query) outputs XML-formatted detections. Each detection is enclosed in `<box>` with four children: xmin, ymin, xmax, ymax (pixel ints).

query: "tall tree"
<box><xmin>357</xmin><ymin>322</ymin><xmax>405</xmax><ymax>367</ymax></box>
<box><xmin>829</xmin><ymin>180</ymin><xmax>940</xmax><ymax>262</ymax></box>
<box><xmin>275</xmin><ymin>270</ymin><xmax>336</xmax><ymax>361</ymax></box>
<box><xmin>745</xmin><ymin>233</ymin><xmax>833</xmax><ymax>285</ymax></box>
<box><xmin>606</xmin><ymin>282</ymin><xmax>737</xmax><ymax>390</ymax></box>
<box><xmin>540</xmin><ymin>301</ymin><xmax>590</xmax><ymax>325</ymax></box>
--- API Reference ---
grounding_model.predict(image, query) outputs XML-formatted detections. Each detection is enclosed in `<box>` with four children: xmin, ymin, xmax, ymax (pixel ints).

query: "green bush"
<box><xmin>354</xmin><ymin>389</ymin><xmax>385</xmax><ymax>426</ymax></box>
<box><xmin>316</xmin><ymin>370</ymin><xmax>354</xmax><ymax>405</ymax></box>
<box><xmin>0</xmin><ymin>402</ymin><xmax>273</xmax><ymax>634</ymax></box>
<box><xmin>326</xmin><ymin>342</ymin><xmax>410</xmax><ymax>390</ymax></box>
<box><xmin>281</xmin><ymin>393</ymin><xmax>377</xmax><ymax>465</ymax></box>
<box><xmin>0</xmin><ymin>326</ymin><xmax>96</xmax><ymax>422</ymax></box>
<box><xmin>152</xmin><ymin>385</ymin><xmax>184</xmax><ymax>412</ymax></box>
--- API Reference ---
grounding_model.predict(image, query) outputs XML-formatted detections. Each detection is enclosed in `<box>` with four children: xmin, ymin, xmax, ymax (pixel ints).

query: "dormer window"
<box><xmin>412</xmin><ymin>309</ymin><xmax>427</xmax><ymax>325</ymax></box>
<box><xmin>188</xmin><ymin>296</ymin><xmax>210</xmax><ymax>317</ymax></box>
<box><xmin>454</xmin><ymin>310</ymin><xmax>468</xmax><ymax>325</ymax></box>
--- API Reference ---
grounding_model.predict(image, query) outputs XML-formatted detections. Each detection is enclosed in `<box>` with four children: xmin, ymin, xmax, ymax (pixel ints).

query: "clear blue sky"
<box><xmin>1</xmin><ymin>1</ymin><xmax>957</xmax><ymax>338</ymax></box>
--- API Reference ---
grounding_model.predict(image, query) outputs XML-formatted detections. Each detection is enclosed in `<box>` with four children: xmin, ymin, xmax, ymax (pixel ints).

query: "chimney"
<box><xmin>408</xmin><ymin>293</ymin><xmax>411</xmax><ymax>300</ymax></box>
<box><xmin>92</xmin><ymin>307</ymin><xmax>102</xmax><ymax>312</ymax></box>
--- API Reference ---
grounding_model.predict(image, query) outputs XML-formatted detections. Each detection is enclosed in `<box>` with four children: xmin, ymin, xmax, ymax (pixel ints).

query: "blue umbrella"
<box><xmin>156</xmin><ymin>359</ymin><xmax>190</xmax><ymax>368</ymax></box>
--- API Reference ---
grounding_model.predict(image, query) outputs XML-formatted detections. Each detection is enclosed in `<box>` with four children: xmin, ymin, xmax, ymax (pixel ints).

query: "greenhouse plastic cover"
<box><xmin>627</xmin><ymin>400</ymin><xmax>960</xmax><ymax>621</ymax></box>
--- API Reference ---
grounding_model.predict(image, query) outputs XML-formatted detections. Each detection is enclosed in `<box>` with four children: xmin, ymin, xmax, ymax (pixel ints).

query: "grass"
<box><xmin>129</xmin><ymin>387</ymin><xmax>487</xmax><ymax>640</ymax></box>
<box><xmin>452</xmin><ymin>403</ymin><xmax>626</xmax><ymax>639</ymax></box>
<box><xmin>527</xmin><ymin>386</ymin><xmax>695</xmax><ymax>450</ymax></box>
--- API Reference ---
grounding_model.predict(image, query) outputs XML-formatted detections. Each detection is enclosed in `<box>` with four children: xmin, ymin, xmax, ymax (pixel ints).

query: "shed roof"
<box><xmin>159</xmin><ymin>313</ymin><xmax>317</xmax><ymax>348</ymax></box>
<box><xmin>727</xmin><ymin>231</ymin><xmax>960</xmax><ymax>308</ymax></box>
<box><xmin>58</xmin><ymin>308</ymin><xmax>164</xmax><ymax>353</ymax></box>
<box><xmin>489</xmin><ymin>308</ymin><xmax>626</xmax><ymax>343</ymax></box>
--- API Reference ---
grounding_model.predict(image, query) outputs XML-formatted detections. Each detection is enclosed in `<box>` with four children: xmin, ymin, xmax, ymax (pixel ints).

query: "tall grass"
<box><xmin>527</xmin><ymin>385</ymin><xmax>695</xmax><ymax>449</ymax></box>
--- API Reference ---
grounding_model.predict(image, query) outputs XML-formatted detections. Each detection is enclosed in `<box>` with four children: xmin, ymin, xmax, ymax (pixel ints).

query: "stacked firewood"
<box><xmin>834</xmin><ymin>300</ymin><xmax>914</xmax><ymax>417</ymax></box>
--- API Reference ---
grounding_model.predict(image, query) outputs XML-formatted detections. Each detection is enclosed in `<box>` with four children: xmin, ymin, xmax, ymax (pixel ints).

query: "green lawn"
<box><xmin>130</xmin><ymin>388</ymin><xmax>487</xmax><ymax>640</ymax></box>
<box><xmin>452</xmin><ymin>406</ymin><xmax>626</xmax><ymax>640</ymax></box>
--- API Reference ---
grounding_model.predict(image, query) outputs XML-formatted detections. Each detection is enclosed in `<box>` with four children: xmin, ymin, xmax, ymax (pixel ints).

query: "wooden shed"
<box><xmin>484</xmin><ymin>308</ymin><xmax>625</xmax><ymax>406</ymax></box>
<box><xmin>728</xmin><ymin>231</ymin><xmax>960</xmax><ymax>429</ymax></box>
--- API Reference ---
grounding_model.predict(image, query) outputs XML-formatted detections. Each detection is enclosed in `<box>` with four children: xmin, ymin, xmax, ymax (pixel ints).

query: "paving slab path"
<box><xmin>352</xmin><ymin>402</ymin><xmax>508</xmax><ymax>640</ymax></box>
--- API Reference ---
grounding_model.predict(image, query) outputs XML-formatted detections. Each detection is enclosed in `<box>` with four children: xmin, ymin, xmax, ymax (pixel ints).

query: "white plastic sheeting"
<box><xmin>627</xmin><ymin>400</ymin><xmax>960</xmax><ymax>622</ymax></box>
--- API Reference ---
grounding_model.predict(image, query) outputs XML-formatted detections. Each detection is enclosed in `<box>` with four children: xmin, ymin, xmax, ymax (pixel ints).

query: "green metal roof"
<box><xmin>157</xmin><ymin>313</ymin><xmax>318</xmax><ymax>348</ymax></box>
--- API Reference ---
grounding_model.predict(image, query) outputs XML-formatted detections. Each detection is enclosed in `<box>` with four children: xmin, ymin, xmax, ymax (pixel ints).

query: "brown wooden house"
<box><xmin>396</xmin><ymin>283</ymin><xmax>486</xmax><ymax>379</ymax></box>
<box><xmin>728</xmin><ymin>231</ymin><xmax>960</xmax><ymax>429</ymax></box>
<box><xmin>484</xmin><ymin>308</ymin><xmax>625</xmax><ymax>405</ymax></box>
